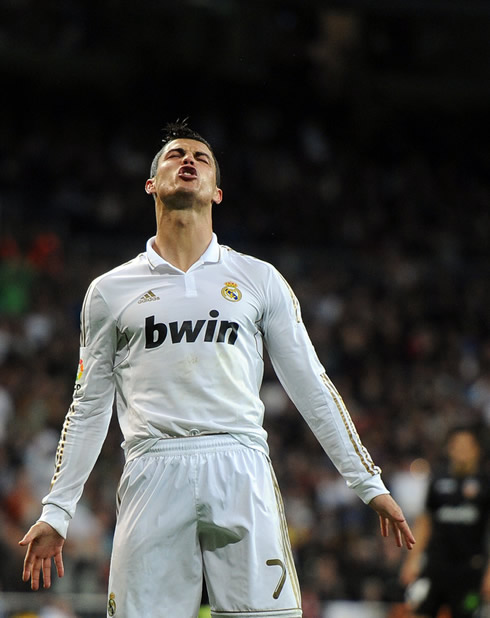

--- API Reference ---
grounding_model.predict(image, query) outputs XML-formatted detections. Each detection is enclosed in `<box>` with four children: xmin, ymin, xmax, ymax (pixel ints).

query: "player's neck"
<box><xmin>153</xmin><ymin>208</ymin><xmax>213</xmax><ymax>272</ymax></box>
<box><xmin>451</xmin><ymin>460</ymin><xmax>478</xmax><ymax>477</ymax></box>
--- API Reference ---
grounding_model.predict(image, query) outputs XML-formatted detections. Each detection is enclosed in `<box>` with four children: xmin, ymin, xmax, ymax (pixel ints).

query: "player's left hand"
<box><xmin>369</xmin><ymin>493</ymin><xmax>416</xmax><ymax>550</ymax></box>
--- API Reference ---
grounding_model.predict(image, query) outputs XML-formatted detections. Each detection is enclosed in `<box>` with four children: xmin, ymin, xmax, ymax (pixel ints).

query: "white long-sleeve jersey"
<box><xmin>40</xmin><ymin>235</ymin><xmax>387</xmax><ymax>537</ymax></box>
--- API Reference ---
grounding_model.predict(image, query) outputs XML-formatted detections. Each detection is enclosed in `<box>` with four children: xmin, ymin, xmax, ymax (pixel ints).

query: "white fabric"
<box><xmin>39</xmin><ymin>235</ymin><xmax>387</xmax><ymax>539</ymax></box>
<box><xmin>108</xmin><ymin>434</ymin><xmax>302</xmax><ymax>617</ymax></box>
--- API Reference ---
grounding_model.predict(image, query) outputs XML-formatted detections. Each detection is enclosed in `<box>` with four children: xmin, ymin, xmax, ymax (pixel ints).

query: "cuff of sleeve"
<box><xmin>352</xmin><ymin>475</ymin><xmax>389</xmax><ymax>504</ymax></box>
<box><xmin>38</xmin><ymin>503</ymin><xmax>71</xmax><ymax>539</ymax></box>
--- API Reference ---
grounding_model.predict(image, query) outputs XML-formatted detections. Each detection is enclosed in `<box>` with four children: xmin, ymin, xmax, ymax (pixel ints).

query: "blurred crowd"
<box><xmin>2</xmin><ymin>1</ymin><xmax>490</xmax><ymax>606</ymax></box>
<box><xmin>1</xmin><ymin>102</ymin><xmax>489</xmax><ymax>617</ymax></box>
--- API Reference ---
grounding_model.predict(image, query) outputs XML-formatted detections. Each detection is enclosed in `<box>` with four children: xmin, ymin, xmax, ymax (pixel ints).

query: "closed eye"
<box><xmin>165</xmin><ymin>148</ymin><xmax>211</xmax><ymax>164</ymax></box>
<box><xmin>195</xmin><ymin>152</ymin><xmax>211</xmax><ymax>164</ymax></box>
<box><xmin>166</xmin><ymin>149</ymin><xmax>184</xmax><ymax>159</ymax></box>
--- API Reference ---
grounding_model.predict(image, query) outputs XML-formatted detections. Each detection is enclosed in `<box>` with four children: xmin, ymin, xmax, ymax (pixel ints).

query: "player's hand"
<box><xmin>369</xmin><ymin>493</ymin><xmax>416</xmax><ymax>550</ymax></box>
<box><xmin>19</xmin><ymin>521</ymin><xmax>65</xmax><ymax>590</ymax></box>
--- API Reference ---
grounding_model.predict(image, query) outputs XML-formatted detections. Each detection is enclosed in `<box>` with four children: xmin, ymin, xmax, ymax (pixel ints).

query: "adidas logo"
<box><xmin>137</xmin><ymin>290</ymin><xmax>160</xmax><ymax>304</ymax></box>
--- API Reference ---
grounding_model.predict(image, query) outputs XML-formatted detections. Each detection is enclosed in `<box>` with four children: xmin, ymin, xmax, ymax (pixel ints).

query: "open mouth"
<box><xmin>178</xmin><ymin>165</ymin><xmax>198</xmax><ymax>180</ymax></box>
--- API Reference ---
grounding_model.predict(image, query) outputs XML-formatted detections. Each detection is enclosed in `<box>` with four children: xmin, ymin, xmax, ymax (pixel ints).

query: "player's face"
<box><xmin>447</xmin><ymin>432</ymin><xmax>480</xmax><ymax>472</ymax></box>
<box><xmin>145</xmin><ymin>139</ymin><xmax>222</xmax><ymax>208</ymax></box>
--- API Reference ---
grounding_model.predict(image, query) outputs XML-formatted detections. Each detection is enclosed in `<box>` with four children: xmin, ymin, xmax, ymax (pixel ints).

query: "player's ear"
<box><xmin>213</xmin><ymin>187</ymin><xmax>223</xmax><ymax>205</ymax></box>
<box><xmin>145</xmin><ymin>178</ymin><xmax>156</xmax><ymax>195</ymax></box>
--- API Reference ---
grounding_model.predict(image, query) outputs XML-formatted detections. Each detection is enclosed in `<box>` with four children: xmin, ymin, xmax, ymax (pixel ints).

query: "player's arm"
<box><xmin>19</xmin><ymin>282</ymin><xmax>117</xmax><ymax>588</ymax></box>
<box><xmin>399</xmin><ymin>512</ymin><xmax>431</xmax><ymax>585</ymax></box>
<box><xmin>262</xmin><ymin>266</ymin><xmax>415</xmax><ymax>549</ymax></box>
<box><xmin>481</xmin><ymin>508</ymin><xmax>490</xmax><ymax>601</ymax></box>
<box><xmin>481</xmin><ymin>561</ymin><xmax>490</xmax><ymax>602</ymax></box>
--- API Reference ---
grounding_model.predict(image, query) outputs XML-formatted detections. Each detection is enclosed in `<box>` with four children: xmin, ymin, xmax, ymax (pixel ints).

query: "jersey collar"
<box><xmin>146</xmin><ymin>233</ymin><xmax>221</xmax><ymax>272</ymax></box>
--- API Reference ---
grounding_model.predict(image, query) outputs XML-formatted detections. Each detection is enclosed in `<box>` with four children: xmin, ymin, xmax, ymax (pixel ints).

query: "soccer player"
<box><xmin>400</xmin><ymin>426</ymin><xmax>490</xmax><ymax>618</ymax></box>
<box><xmin>20</xmin><ymin>121</ymin><xmax>415</xmax><ymax>618</ymax></box>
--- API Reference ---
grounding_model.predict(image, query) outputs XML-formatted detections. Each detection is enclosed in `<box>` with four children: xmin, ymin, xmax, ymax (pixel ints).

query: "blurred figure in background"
<box><xmin>400</xmin><ymin>426</ymin><xmax>490</xmax><ymax>618</ymax></box>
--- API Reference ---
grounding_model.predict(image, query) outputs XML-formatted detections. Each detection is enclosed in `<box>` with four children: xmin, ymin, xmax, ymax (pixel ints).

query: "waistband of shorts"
<box><xmin>143</xmin><ymin>433</ymin><xmax>246</xmax><ymax>457</ymax></box>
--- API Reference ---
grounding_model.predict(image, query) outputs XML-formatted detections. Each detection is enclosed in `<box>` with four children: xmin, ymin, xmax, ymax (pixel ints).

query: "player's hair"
<box><xmin>446</xmin><ymin>424</ymin><xmax>481</xmax><ymax>445</ymax></box>
<box><xmin>149</xmin><ymin>120</ymin><xmax>221</xmax><ymax>186</ymax></box>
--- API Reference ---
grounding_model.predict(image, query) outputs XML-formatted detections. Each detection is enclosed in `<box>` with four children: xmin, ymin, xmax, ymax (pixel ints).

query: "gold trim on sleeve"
<box><xmin>49</xmin><ymin>404</ymin><xmax>75</xmax><ymax>488</ymax></box>
<box><xmin>320</xmin><ymin>372</ymin><xmax>380</xmax><ymax>476</ymax></box>
<box><xmin>277</xmin><ymin>273</ymin><xmax>301</xmax><ymax>323</ymax></box>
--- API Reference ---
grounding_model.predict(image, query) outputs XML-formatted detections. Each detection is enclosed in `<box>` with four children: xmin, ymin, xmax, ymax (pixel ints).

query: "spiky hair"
<box><xmin>149</xmin><ymin>119</ymin><xmax>221</xmax><ymax>186</ymax></box>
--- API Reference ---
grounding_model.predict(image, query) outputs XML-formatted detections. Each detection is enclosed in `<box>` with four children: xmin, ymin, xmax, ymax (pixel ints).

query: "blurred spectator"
<box><xmin>400</xmin><ymin>426</ymin><xmax>490</xmax><ymax>617</ymax></box>
<box><xmin>1</xmin><ymin>4</ymin><xmax>490</xmax><ymax>608</ymax></box>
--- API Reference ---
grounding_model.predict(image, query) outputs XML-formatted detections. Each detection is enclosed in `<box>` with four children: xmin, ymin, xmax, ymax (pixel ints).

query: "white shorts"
<box><xmin>107</xmin><ymin>434</ymin><xmax>302</xmax><ymax>618</ymax></box>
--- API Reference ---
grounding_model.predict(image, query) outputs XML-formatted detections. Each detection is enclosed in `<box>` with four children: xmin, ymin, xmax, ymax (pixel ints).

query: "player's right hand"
<box><xmin>19</xmin><ymin>521</ymin><xmax>65</xmax><ymax>590</ymax></box>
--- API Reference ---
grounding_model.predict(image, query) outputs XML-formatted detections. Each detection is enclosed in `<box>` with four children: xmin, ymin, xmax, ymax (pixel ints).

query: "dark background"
<box><xmin>1</xmin><ymin>1</ymin><xmax>490</xmax><ymax>616</ymax></box>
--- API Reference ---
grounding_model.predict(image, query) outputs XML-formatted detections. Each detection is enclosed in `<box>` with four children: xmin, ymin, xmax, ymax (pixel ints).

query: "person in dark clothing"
<box><xmin>400</xmin><ymin>426</ymin><xmax>490</xmax><ymax>617</ymax></box>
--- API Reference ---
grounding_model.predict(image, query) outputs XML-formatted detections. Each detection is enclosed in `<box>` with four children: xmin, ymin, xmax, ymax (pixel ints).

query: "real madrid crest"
<box><xmin>221</xmin><ymin>281</ymin><xmax>242</xmax><ymax>302</ymax></box>
<box><xmin>108</xmin><ymin>592</ymin><xmax>116</xmax><ymax>616</ymax></box>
